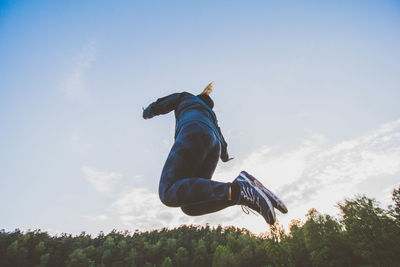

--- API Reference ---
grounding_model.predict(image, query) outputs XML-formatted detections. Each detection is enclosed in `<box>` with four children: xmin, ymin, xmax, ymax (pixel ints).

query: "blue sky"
<box><xmin>1</xmin><ymin>0</ymin><xmax>400</xmax><ymax>235</ymax></box>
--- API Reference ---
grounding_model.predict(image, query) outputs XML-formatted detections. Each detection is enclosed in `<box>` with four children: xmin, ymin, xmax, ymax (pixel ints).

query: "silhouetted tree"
<box><xmin>339</xmin><ymin>195</ymin><xmax>400</xmax><ymax>267</ymax></box>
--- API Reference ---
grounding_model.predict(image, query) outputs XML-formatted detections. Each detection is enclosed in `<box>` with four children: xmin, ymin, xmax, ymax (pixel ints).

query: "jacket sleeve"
<box><xmin>143</xmin><ymin>93</ymin><xmax>181</xmax><ymax>119</ymax></box>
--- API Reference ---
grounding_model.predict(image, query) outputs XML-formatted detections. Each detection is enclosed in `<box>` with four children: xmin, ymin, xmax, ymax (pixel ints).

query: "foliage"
<box><xmin>1</xmin><ymin>186</ymin><xmax>399</xmax><ymax>267</ymax></box>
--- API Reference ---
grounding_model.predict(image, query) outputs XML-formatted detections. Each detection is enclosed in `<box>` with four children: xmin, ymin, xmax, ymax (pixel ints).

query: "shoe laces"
<box><xmin>241</xmin><ymin>205</ymin><xmax>258</xmax><ymax>216</ymax></box>
<box><xmin>239</xmin><ymin>182</ymin><xmax>260</xmax><ymax>215</ymax></box>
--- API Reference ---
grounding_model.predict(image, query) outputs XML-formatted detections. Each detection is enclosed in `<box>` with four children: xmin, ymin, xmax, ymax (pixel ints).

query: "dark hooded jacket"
<box><xmin>143</xmin><ymin>92</ymin><xmax>230</xmax><ymax>162</ymax></box>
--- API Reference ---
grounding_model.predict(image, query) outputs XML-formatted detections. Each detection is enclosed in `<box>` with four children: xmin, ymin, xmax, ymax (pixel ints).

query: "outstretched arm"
<box><xmin>142</xmin><ymin>93</ymin><xmax>181</xmax><ymax>119</ymax></box>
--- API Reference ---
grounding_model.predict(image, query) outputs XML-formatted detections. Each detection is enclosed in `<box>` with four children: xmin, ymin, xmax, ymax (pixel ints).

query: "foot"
<box><xmin>239</xmin><ymin>171</ymin><xmax>288</xmax><ymax>214</ymax></box>
<box><xmin>233</xmin><ymin>173</ymin><xmax>276</xmax><ymax>225</ymax></box>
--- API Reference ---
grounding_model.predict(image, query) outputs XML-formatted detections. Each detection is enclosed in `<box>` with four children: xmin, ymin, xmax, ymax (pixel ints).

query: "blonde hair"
<box><xmin>200</xmin><ymin>81</ymin><xmax>214</xmax><ymax>95</ymax></box>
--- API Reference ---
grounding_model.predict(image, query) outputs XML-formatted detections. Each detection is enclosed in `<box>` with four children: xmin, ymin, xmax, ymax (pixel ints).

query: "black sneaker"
<box><xmin>233</xmin><ymin>174</ymin><xmax>276</xmax><ymax>225</ymax></box>
<box><xmin>239</xmin><ymin>171</ymin><xmax>288</xmax><ymax>214</ymax></box>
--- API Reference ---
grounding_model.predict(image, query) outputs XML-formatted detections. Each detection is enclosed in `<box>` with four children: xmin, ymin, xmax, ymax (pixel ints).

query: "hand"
<box><xmin>222</xmin><ymin>157</ymin><xmax>234</xmax><ymax>162</ymax></box>
<box><xmin>142</xmin><ymin>106</ymin><xmax>151</xmax><ymax>119</ymax></box>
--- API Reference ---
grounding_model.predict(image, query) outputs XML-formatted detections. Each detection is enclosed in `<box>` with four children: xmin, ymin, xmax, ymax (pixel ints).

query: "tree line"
<box><xmin>1</xmin><ymin>186</ymin><xmax>399</xmax><ymax>267</ymax></box>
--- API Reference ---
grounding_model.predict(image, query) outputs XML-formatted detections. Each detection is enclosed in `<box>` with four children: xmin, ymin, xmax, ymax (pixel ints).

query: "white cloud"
<box><xmin>112</xmin><ymin>187</ymin><xmax>185</xmax><ymax>230</ymax></box>
<box><xmin>63</xmin><ymin>40</ymin><xmax>97</xmax><ymax>98</ymax></box>
<box><xmin>239</xmin><ymin>120</ymin><xmax>399</xmax><ymax>200</ymax></box>
<box><xmin>211</xmin><ymin>119</ymin><xmax>400</xmax><ymax>233</ymax></box>
<box><xmin>82</xmin><ymin>166</ymin><xmax>122</xmax><ymax>193</ymax></box>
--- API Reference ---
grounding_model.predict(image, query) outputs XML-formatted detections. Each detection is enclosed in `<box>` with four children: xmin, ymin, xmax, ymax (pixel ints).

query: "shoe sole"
<box><xmin>238</xmin><ymin>172</ymin><xmax>276</xmax><ymax>224</ymax></box>
<box><xmin>240</xmin><ymin>171</ymin><xmax>288</xmax><ymax>214</ymax></box>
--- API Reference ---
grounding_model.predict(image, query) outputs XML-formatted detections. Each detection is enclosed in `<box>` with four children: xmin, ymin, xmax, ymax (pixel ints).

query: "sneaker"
<box><xmin>239</xmin><ymin>171</ymin><xmax>288</xmax><ymax>214</ymax></box>
<box><xmin>233</xmin><ymin>174</ymin><xmax>276</xmax><ymax>225</ymax></box>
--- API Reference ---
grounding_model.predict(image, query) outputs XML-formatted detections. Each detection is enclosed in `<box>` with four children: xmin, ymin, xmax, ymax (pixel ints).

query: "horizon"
<box><xmin>2</xmin><ymin>184</ymin><xmax>398</xmax><ymax>237</ymax></box>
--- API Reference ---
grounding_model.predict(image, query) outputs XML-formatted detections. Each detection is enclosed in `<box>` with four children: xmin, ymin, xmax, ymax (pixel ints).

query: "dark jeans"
<box><xmin>159</xmin><ymin>121</ymin><xmax>234</xmax><ymax>216</ymax></box>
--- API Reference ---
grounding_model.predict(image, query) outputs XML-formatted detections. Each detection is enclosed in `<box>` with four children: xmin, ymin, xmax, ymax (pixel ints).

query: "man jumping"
<box><xmin>142</xmin><ymin>82</ymin><xmax>287</xmax><ymax>225</ymax></box>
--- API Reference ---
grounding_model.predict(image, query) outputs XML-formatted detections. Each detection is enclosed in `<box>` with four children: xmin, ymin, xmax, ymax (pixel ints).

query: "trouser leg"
<box><xmin>181</xmin><ymin>199</ymin><xmax>234</xmax><ymax>216</ymax></box>
<box><xmin>159</xmin><ymin>123</ymin><xmax>233</xmax><ymax>214</ymax></box>
<box><xmin>180</xmin><ymin>138</ymin><xmax>234</xmax><ymax>215</ymax></box>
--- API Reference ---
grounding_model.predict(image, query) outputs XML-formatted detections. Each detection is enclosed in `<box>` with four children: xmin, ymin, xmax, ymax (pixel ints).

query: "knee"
<box><xmin>181</xmin><ymin>206</ymin><xmax>199</xmax><ymax>216</ymax></box>
<box><xmin>158</xmin><ymin>184</ymin><xmax>176</xmax><ymax>207</ymax></box>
